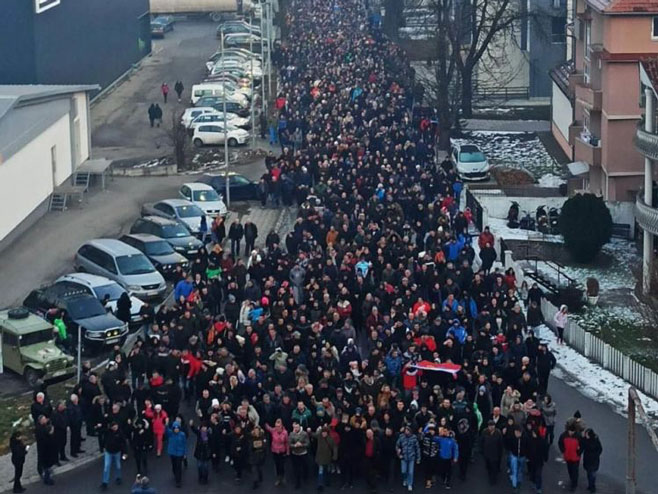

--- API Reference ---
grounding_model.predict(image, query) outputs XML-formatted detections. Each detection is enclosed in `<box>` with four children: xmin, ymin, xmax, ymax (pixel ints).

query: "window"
<box><xmin>551</xmin><ymin>17</ymin><xmax>566</xmax><ymax>43</ymax></box>
<box><xmin>584</xmin><ymin>20</ymin><xmax>591</xmax><ymax>59</ymax></box>
<box><xmin>3</xmin><ymin>332</ymin><xmax>18</xmax><ymax>346</ymax></box>
<box><xmin>653</xmin><ymin>17</ymin><xmax>658</xmax><ymax>39</ymax></box>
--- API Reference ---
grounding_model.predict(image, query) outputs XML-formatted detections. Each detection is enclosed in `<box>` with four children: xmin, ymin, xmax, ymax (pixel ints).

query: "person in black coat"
<box><xmin>479</xmin><ymin>243</ymin><xmax>496</xmax><ymax>274</ymax></box>
<box><xmin>229</xmin><ymin>220</ymin><xmax>244</xmax><ymax>257</ymax></box>
<box><xmin>526</xmin><ymin>426</ymin><xmax>547</xmax><ymax>493</ymax></box>
<box><xmin>131</xmin><ymin>417</ymin><xmax>152</xmax><ymax>475</ymax></box>
<box><xmin>244</xmin><ymin>221</ymin><xmax>258</xmax><ymax>255</ymax></box>
<box><xmin>51</xmin><ymin>401</ymin><xmax>69</xmax><ymax>463</ymax></box>
<box><xmin>479</xmin><ymin>420</ymin><xmax>504</xmax><ymax>485</ymax></box>
<box><xmin>116</xmin><ymin>293</ymin><xmax>132</xmax><ymax>324</ymax></box>
<box><xmin>35</xmin><ymin>418</ymin><xmax>57</xmax><ymax>485</ymax></box>
<box><xmin>67</xmin><ymin>394</ymin><xmax>85</xmax><ymax>457</ymax></box>
<box><xmin>582</xmin><ymin>429</ymin><xmax>603</xmax><ymax>493</ymax></box>
<box><xmin>10</xmin><ymin>431</ymin><xmax>28</xmax><ymax>493</ymax></box>
<box><xmin>30</xmin><ymin>392</ymin><xmax>52</xmax><ymax>423</ymax></box>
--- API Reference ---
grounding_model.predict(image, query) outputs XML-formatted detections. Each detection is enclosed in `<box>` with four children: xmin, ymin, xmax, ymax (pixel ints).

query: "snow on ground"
<box><xmin>538</xmin><ymin>174</ymin><xmax>566</xmax><ymax>188</ymax></box>
<box><xmin>534</xmin><ymin>324</ymin><xmax>658</xmax><ymax>421</ymax></box>
<box><xmin>487</xmin><ymin>217</ymin><xmax>563</xmax><ymax>243</ymax></box>
<box><xmin>453</xmin><ymin>131</ymin><xmax>560</xmax><ymax>179</ymax></box>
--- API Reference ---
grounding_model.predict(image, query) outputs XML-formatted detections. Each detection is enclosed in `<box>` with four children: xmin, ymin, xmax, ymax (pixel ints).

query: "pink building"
<box><xmin>550</xmin><ymin>0</ymin><xmax>658</xmax><ymax>201</ymax></box>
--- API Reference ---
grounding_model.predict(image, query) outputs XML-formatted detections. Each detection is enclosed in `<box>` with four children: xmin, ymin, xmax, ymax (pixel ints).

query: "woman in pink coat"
<box><xmin>265</xmin><ymin>418</ymin><xmax>290</xmax><ymax>485</ymax></box>
<box><xmin>554</xmin><ymin>305</ymin><xmax>568</xmax><ymax>345</ymax></box>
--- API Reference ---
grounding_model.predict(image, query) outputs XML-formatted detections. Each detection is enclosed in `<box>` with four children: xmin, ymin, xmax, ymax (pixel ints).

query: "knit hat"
<box><xmin>211</xmin><ymin>398</ymin><xmax>220</xmax><ymax>407</ymax></box>
<box><xmin>172</xmin><ymin>421</ymin><xmax>181</xmax><ymax>429</ymax></box>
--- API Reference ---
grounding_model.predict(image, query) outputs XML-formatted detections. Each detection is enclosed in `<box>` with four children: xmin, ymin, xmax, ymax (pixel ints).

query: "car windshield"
<box><xmin>94</xmin><ymin>283</ymin><xmax>125</xmax><ymax>302</ymax></box>
<box><xmin>193</xmin><ymin>189</ymin><xmax>220</xmax><ymax>202</ymax></box>
<box><xmin>161</xmin><ymin>224</ymin><xmax>190</xmax><ymax>238</ymax></box>
<box><xmin>176</xmin><ymin>205</ymin><xmax>204</xmax><ymax>218</ymax></box>
<box><xmin>145</xmin><ymin>240</ymin><xmax>174</xmax><ymax>256</ymax></box>
<box><xmin>20</xmin><ymin>330</ymin><xmax>54</xmax><ymax>346</ymax></box>
<box><xmin>116</xmin><ymin>254</ymin><xmax>155</xmax><ymax>275</ymax></box>
<box><xmin>459</xmin><ymin>147</ymin><xmax>486</xmax><ymax>163</ymax></box>
<box><xmin>66</xmin><ymin>297</ymin><xmax>107</xmax><ymax>319</ymax></box>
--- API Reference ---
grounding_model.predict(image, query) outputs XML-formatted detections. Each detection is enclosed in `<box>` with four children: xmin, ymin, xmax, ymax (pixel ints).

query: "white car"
<box><xmin>212</xmin><ymin>60</ymin><xmax>263</xmax><ymax>79</ymax></box>
<box><xmin>190</xmin><ymin>112</ymin><xmax>250</xmax><ymax>131</ymax></box>
<box><xmin>192</xmin><ymin>124</ymin><xmax>249</xmax><ymax>147</ymax></box>
<box><xmin>179</xmin><ymin>183</ymin><xmax>228</xmax><ymax>217</ymax></box>
<box><xmin>181</xmin><ymin>107</ymin><xmax>217</xmax><ymax>127</ymax></box>
<box><xmin>450</xmin><ymin>143</ymin><xmax>491</xmax><ymax>181</ymax></box>
<box><xmin>55</xmin><ymin>273</ymin><xmax>145</xmax><ymax>326</ymax></box>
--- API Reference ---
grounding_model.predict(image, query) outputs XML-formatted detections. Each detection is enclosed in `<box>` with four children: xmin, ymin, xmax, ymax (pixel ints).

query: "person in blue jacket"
<box><xmin>437</xmin><ymin>427</ymin><xmax>459</xmax><ymax>489</ymax></box>
<box><xmin>447</xmin><ymin>319</ymin><xmax>467</xmax><ymax>345</ymax></box>
<box><xmin>167</xmin><ymin>421</ymin><xmax>187</xmax><ymax>487</ymax></box>
<box><xmin>173</xmin><ymin>276</ymin><xmax>193</xmax><ymax>303</ymax></box>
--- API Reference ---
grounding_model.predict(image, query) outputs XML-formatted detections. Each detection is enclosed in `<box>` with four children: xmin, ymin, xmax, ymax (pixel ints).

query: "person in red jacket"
<box><xmin>478</xmin><ymin>227</ymin><xmax>495</xmax><ymax>250</ymax></box>
<box><xmin>558</xmin><ymin>426</ymin><xmax>582</xmax><ymax>491</ymax></box>
<box><xmin>144</xmin><ymin>402</ymin><xmax>168</xmax><ymax>456</ymax></box>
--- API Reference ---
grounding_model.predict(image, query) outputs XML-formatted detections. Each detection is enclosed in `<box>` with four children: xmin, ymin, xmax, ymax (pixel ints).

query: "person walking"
<box><xmin>480</xmin><ymin>420</ymin><xmax>504</xmax><ymax>485</ymax></box>
<box><xmin>396</xmin><ymin>425</ymin><xmax>421</xmax><ymax>491</ymax></box>
<box><xmin>526</xmin><ymin>426</ymin><xmax>547</xmax><ymax>494</ymax></box>
<box><xmin>249</xmin><ymin>425</ymin><xmax>267</xmax><ymax>489</ymax></box>
<box><xmin>420</xmin><ymin>423</ymin><xmax>440</xmax><ymax>488</ymax></box>
<box><xmin>148</xmin><ymin>104</ymin><xmax>156</xmax><ymax>128</ymax></box>
<box><xmin>101</xmin><ymin>421</ymin><xmax>127</xmax><ymax>490</ymax></box>
<box><xmin>313</xmin><ymin>425</ymin><xmax>337</xmax><ymax>491</ymax></box>
<box><xmin>363</xmin><ymin>428</ymin><xmax>381</xmax><ymax>493</ymax></box>
<box><xmin>558</xmin><ymin>426</ymin><xmax>582</xmax><ymax>492</ymax></box>
<box><xmin>265</xmin><ymin>419</ymin><xmax>290</xmax><ymax>486</ymax></box>
<box><xmin>36</xmin><ymin>419</ymin><xmax>57</xmax><ymax>485</ymax></box>
<box><xmin>554</xmin><ymin>304</ymin><xmax>568</xmax><ymax>345</ymax></box>
<box><xmin>190</xmin><ymin>419</ymin><xmax>212</xmax><ymax>484</ymax></box>
<box><xmin>166</xmin><ymin>420</ymin><xmax>187</xmax><ymax>487</ymax></box>
<box><xmin>506</xmin><ymin>426</ymin><xmax>529</xmax><ymax>491</ymax></box>
<box><xmin>161</xmin><ymin>83</ymin><xmax>170</xmax><ymax>104</ymax></box>
<box><xmin>437</xmin><ymin>426</ymin><xmax>459</xmax><ymax>490</ymax></box>
<box><xmin>10</xmin><ymin>431</ymin><xmax>28</xmax><ymax>493</ymax></box>
<box><xmin>582</xmin><ymin>429</ymin><xmax>602</xmax><ymax>493</ymax></box>
<box><xmin>229</xmin><ymin>220</ymin><xmax>244</xmax><ymax>257</ymax></box>
<box><xmin>231</xmin><ymin>425</ymin><xmax>248</xmax><ymax>483</ymax></box>
<box><xmin>116</xmin><ymin>292</ymin><xmax>132</xmax><ymax>325</ymax></box>
<box><xmin>144</xmin><ymin>402</ymin><xmax>168</xmax><ymax>457</ymax></box>
<box><xmin>130</xmin><ymin>417</ymin><xmax>151</xmax><ymax>476</ymax></box>
<box><xmin>153</xmin><ymin>104</ymin><xmax>163</xmax><ymax>127</ymax></box>
<box><xmin>67</xmin><ymin>393</ymin><xmax>85</xmax><ymax>457</ymax></box>
<box><xmin>174</xmin><ymin>81</ymin><xmax>184</xmax><ymax>102</ymax></box>
<box><xmin>199</xmin><ymin>215</ymin><xmax>209</xmax><ymax>245</ymax></box>
<box><xmin>244</xmin><ymin>221</ymin><xmax>258</xmax><ymax>255</ymax></box>
<box><xmin>131</xmin><ymin>476</ymin><xmax>157</xmax><ymax>494</ymax></box>
<box><xmin>51</xmin><ymin>401</ymin><xmax>70</xmax><ymax>463</ymax></box>
<box><xmin>539</xmin><ymin>394</ymin><xmax>557</xmax><ymax>446</ymax></box>
<box><xmin>288</xmin><ymin>421</ymin><xmax>310</xmax><ymax>489</ymax></box>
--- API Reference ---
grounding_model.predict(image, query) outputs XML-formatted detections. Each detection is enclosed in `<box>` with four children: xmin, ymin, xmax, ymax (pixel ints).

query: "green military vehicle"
<box><xmin>0</xmin><ymin>308</ymin><xmax>76</xmax><ymax>386</ymax></box>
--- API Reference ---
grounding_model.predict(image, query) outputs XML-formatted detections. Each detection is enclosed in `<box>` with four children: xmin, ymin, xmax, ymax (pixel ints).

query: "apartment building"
<box><xmin>550</xmin><ymin>0</ymin><xmax>658</xmax><ymax>201</ymax></box>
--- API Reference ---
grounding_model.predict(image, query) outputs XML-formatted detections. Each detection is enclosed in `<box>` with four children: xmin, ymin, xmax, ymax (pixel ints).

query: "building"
<box><xmin>550</xmin><ymin>0</ymin><xmax>658</xmax><ymax>201</ymax></box>
<box><xmin>0</xmin><ymin>0</ymin><xmax>151</xmax><ymax>95</ymax></box>
<box><xmin>0</xmin><ymin>85</ymin><xmax>97</xmax><ymax>250</ymax></box>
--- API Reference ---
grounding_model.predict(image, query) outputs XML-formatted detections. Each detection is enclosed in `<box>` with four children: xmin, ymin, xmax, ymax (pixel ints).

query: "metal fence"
<box><xmin>465</xmin><ymin>188</ymin><xmax>484</xmax><ymax>232</ymax></box>
<box><xmin>541</xmin><ymin>299</ymin><xmax>658</xmax><ymax>401</ymax></box>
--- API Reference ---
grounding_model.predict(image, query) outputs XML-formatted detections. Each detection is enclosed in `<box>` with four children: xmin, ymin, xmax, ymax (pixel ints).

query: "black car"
<box><xmin>197</xmin><ymin>173</ymin><xmax>259</xmax><ymax>201</ymax></box>
<box><xmin>195</xmin><ymin>97</ymin><xmax>250</xmax><ymax>118</ymax></box>
<box><xmin>119</xmin><ymin>233</ymin><xmax>189</xmax><ymax>278</ymax></box>
<box><xmin>23</xmin><ymin>285</ymin><xmax>127</xmax><ymax>353</ymax></box>
<box><xmin>130</xmin><ymin>216</ymin><xmax>204</xmax><ymax>258</ymax></box>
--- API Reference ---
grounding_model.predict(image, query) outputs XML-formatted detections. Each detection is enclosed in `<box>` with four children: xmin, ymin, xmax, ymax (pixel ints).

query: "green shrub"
<box><xmin>559</xmin><ymin>193</ymin><xmax>612</xmax><ymax>263</ymax></box>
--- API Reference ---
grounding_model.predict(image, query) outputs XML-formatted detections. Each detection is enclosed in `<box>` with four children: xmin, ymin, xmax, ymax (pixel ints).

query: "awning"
<box><xmin>77</xmin><ymin>158</ymin><xmax>112</xmax><ymax>174</ymax></box>
<box><xmin>567</xmin><ymin>161</ymin><xmax>589</xmax><ymax>177</ymax></box>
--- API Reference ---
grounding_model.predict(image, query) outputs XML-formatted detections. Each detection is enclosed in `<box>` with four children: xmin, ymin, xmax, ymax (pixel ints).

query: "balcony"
<box><xmin>576</xmin><ymin>83</ymin><xmax>602</xmax><ymax>111</ymax></box>
<box><xmin>635</xmin><ymin>194</ymin><xmax>658</xmax><ymax>236</ymax></box>
<box><xmin>575</xmin><ymin>135</ymin><xmax>602</xmax><ymax>167</ymax></box>
<box><xmin>568</xmin><ymin>72</ymin><xmax>584</xmax><ymax>93</ymax></box>
<box><xmin>635</xmin><ymin>126</ymin><xmax>658</xmax><ymax>161</ymax></box>
<box><xmin>569</xmin><ymin>122</ymin><xmax>584</xmax><ymax>146</ymax></box>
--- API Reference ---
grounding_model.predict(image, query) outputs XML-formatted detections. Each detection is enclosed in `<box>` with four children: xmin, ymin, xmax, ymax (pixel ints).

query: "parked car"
<box><xmin>55</xmin><ymin>273</ymin><xmax>145</xmax><ymax>328</ymax></box>
<box><xmin>190</xmin><ymin>83</ymin><xmax>250</xmax><ymax>106</ymax></box>
<box><xmin>74</xmin><ymin>239</ymin><xmax>167</xmax><ymax>300</ymax></box>
<box><xmin>130</xmin><ymin>216</ymin><xmax>204</xmax><ymax>257</ymax></box>
<box><xmin>181</xmin><ymin>107</ymin><xmax>218</xmax><ymax>127</ymax></box>
<box><xmin>192</xmin><ymin>123</ymin><xmax>250</xmax><ymax>148</ymax></box>
<box><xmin>189</xmin><ymin>111</ymin><xmax>250</xmax><ymax>132</ymax></box>
<box><xmin>211</xmin><ymin>60</ymin><xmax>263</xmax><ymax>79</ymax></box>
<box><xmin>216</xmin><ymin>21</ymin><xmax>261</xmax><ymax>38</ymax></box>
<box><xmin>0</xmin><ymin>308</ymin><xmax>76</xmax><ymax>386</ymax></box>
<box><xmin>141</xmin><ymin>199</ymin><xmax>211</xmax><ymax>234</ymax></box>
<box><xmin>23</xmin><ymin>285</ymin><xmax>128</xmax><ymax>352</ymax></box>
<box><xmin>119</xmin><ymin>233</ymin><xmax>189</xmax><ymax>278</ymax></box>
<box><xmin>179</xmin><ymin>182</ymin><xmax>228</xmax><ymax>217</ymax></box>
<box><xmin>150</xmin><ymin>17</ymin><xmax>173</xmax><ymax>38</ymax></box>
<box><xmin>195</xmin><ymin>97</ymin><xmax>250</xmax><ymax>117</ymax></box>
<box><xmin>197</xmin><ymin>172</ymin><xmax>260</xmax><ymax>201</ymax></box>
<box><xmin>199</xmin><ymin>78</ymin><xmax>254</xmax><ymax>99</ymax></box>
<box><xmin>450</xmin><ymin>143</ymin><xmax>490</xmax><ymax>181</ymax></box>
<box><xmin>223</xmin><ymin>33</ymin><xmax>267</xmax><ymax>49</ymax></box>
<box><xmin>153</xmin><ymin>15</ymin><xmax>175</xmax><ymax>30</ymax></box>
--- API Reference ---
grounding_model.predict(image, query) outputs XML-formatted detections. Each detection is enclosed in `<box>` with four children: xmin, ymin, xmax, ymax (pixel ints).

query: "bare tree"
<box><xmin>169</xmin><ymin>111</ymin><xmax>189</xmax><ymax>170</ymax></box>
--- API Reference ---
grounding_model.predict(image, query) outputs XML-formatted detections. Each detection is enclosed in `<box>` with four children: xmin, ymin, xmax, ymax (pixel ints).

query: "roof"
<box><xmin>141</xmin><ymin>215</ymin><xmax>179</xmax><ymax>225</ymax></box>
<box><xmin>0</xmin><ymin>311</ymin><xmax>53</xmax><ymax>334</ymax></box>
<box><xmin>121</xmin><ymin>233</ymin><xmax>164</xmax><ymax>243</ymax></box>
<box><xmin>57</xmin><ymin>273</ymin><xmax>115</xmax><ymax>288</ymax></box>
<box><xmin>550</xmin><ymin>60</ymin><xmax>576</xmax><ymax>99</ymax></box>
<box><xmin>588</xmin><ymin>0</ymin><xmax>658</xmax><ymax>13</ymax></box>
<box><xmin>85</xmin><ymin>238</ymin><xmax>142</xmax><ymax>255</ymax></box>
<box><xmin>159</xmin><ymin>198</ymin><xmax>194</xmax><ymax>207</ymax></box>
<box><xmin>640</xmin><ymin>58</ymin><xmax>658</xmax><ymax>94</ymax></box>
<box><xmin>0</xmin><ymin>84</ymin><xmax>98</xmax><ymax>162</ymax></box>
<box><xmin>184</xmin><ymin>182</ymin><xmax>216</xmax><ymax>190</ymax></box>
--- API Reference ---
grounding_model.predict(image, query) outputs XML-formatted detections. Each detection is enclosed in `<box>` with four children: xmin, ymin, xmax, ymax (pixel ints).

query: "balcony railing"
<box><xmin>575</xmin><ymin>135</ymin><xmax>602</xmax><ymax>167</ymax></box>
<box><xmin>569</xmin><ymin>122</ymin><xmax>583</xmax><ymax>146</ymax></box>
<box><xmin>576</xmin><ymin>83</ymin><xmax>602</xmax><ymax>111</ymax></box>
<box><xmin>635</xmin><ymin>194</ymin><xmax>658</xmax><ymax>236</ymax></box>
<box><xmin>635</xmin><ymin>126</ymin><xmax>658</xmax><ymax>161</ymax></box>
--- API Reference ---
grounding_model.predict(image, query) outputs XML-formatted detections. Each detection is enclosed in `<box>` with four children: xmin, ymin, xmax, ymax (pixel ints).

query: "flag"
<box><xmin>410</xmin><ymin>360</ymin><xmax>461</xmax><ymax>375</ymax></box>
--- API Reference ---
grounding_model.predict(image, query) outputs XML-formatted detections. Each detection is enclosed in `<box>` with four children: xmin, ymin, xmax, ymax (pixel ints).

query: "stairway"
<box><xmin>523</xmin><ymin>269</ymin><xmax>560</xmax><ymax>295</ymax></box>
<box><xmin>49</xmin><ymin>192</ymin><xmax>67</xmax><ymax>211</ymax></box>
<box><xmin>73</xmin><ymin>171</ymin><xmax>91</xmax><ymax>191</ymax></box>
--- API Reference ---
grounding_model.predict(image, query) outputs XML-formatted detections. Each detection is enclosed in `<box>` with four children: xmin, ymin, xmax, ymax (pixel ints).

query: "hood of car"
<box><xmin>167</xmin><ymin>236</ymin><xmax>203</xmax><ymax>250</ymax></box>
<box><xmin>195</xmin><ymin>201</ymin><xmax>226</xmax><ymax>215</ymax></box>
<box><xmin>457</xmin><ymin>159</ymin><xmax>489</xmax><ymax>173</ymax></box>
<box><xmin>120</xmin><ymin>272</ymin><xmax>165</xmax><ymax>288</ymax></box>
<box><xmin>21</xmin><ymin>342</ymin><xmax>69</xmax><ymax>363</ymax></box>
<box><xmin>75</xmin><ymin>313</ymin><xmax>124</xmax><ymax>332</ymax></box>
<box><xmin>150</xmin><ymin>252</ymin><xmax>189</xmax><ymax>265</ymax></box>
<box><xmin>178</xmin><ymin>216</ymin><xmax>202</xmax><ymax>232</ymax></box>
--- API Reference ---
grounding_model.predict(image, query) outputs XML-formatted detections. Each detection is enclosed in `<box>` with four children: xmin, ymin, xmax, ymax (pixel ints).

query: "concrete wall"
<box><xmin>604</xmin><ymin>15</ymin><xmax>658</xmax><ymax>55</ymax></box>
<box><xmin>0</xmin><ymin>114</ymin><xmax>72</xmax><ymax>242</ymax></box>
<box><xmin>552</xmin><ymin>81</ymin><xmax>573</xmax><ymax>143</ymax></box>
<box><xmin>475</xmin><ymin>194</ymin><xmax>568</xmax><ymax>219</ymax></box>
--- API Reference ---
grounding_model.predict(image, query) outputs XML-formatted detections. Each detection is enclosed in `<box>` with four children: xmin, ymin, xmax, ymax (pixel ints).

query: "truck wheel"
<box><xmin>8</xmin><ymin>308</ymin><xmax>29</xmax><ymax>319</ymax></box>
<box><xmin>24</xmin><ymin>368</ymin><xmax>41</xmax><ymax>387</ymax></box>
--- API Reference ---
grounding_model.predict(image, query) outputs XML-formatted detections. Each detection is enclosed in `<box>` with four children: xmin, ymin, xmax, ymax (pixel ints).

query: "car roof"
<box><xmin>84</xmin><ymin>238</ymin><xmax>143</xmax><ymax>256</ymax></box>
<box><xmin>0</xmin><ymin>310</ymin><xmax>54</xmax><ymax>334</ymax></box>
<box><xmin>121</xmin><ymin>233</ymin><xmax>164</xmax><ymax>243</ymax></box>
<box><xmin>41</xmin><ymin>283</ymin><xmax>96</xmax><ymax>302</ymax></box>
<box><xmin>183</xmin><ymin>182</ymin><xmax>215</xmax><ymax>191</ymax></box>
<box><xmin>459</xmin><ymin>144</ymin><xmax>482</xmax><ymax>153</ymax></box>
<box><xmin>157</xmin><ymin>198</ymin><xmax>195</xmax><ymax>208</ymax></box>
<box><xmin>57</xmin><ymin>273</ymin><xmax>117</xmax><ymax>288</ymax></box>
<box><xmin>141</xmin><ymin>215</ymin><xmax>180</xmax><ymax>226</ymax></box>
<box><xmin>184</xmin><ymin>107</ymin><xmax>216</xmax><ymax>114</ymax></box>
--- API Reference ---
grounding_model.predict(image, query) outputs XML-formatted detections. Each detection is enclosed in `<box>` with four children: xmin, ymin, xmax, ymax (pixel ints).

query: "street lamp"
<box><xmin>249</xmin><ymin>15</ymin><xmax>256</xmax><ymax>146</ymax></box>
<box><xmin>220</xmin><ymin>26</ymin><xmax>230</xmax><ymax>207</ymax></box>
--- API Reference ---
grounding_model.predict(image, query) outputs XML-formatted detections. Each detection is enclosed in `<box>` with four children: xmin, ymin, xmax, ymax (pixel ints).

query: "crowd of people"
<box><xmin>17</xmin><ymin>0</ymin><xmax>605</xmax><ymax>493</ymax></box>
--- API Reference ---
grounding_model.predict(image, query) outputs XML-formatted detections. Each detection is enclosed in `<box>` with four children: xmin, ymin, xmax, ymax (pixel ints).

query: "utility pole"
<box><xmin>221</xmin><ymin>27</ymin><xmax>230</xmax><ymax>207</ymax></box>
<box><xmin>626</xmin><ymin>387</ymin><xmax>658</xmax><ymax>494</ymax></box>
<box><xmin>249</xmin><ymin>14</ymin><xmax>256</xmax><ymax>146</ymax></box>
<box><xmin>260</xmin><ymin>7</ymin><xmax>266</xmax><ymax>119</ymax></box>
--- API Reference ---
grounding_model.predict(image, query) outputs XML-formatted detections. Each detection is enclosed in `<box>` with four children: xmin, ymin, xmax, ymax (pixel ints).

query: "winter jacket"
<box><xmin>229</xmin><ymin>223</ymin><xmax>244</xmax><ymax>240</ymax></box>
<box><xmin>506</xmin><ymin>433</ymin><xmax>530</xmax><ymax>458</ymax></box>
<box><xmin>480</xmin><ymin>428</ymin><xmax>504</xmax><ymax>462</ymax></box>
<box><xmin>166</xmin><ymin>426</ymin><xmax>187</xmax><ymax>457</ymax></box>
<box><xmin>265</xmin><ymin>424</ymin><xmax>290</xmax><ymax>454</ymax></box>
<box><xmin>289</xmin><ymin>429</ymin><xmax>310</xmax><ymax>456</ymax></box>
<box><xmin>314</xmin><ymin>431</ymin><xmax>337</xmax><ymax>465</ymax></box>
<box><xmin>192</xmin><ymin>426</ymin><xmax>212</xmax><ymax>461</ymax></box>
<box><xmin>558</xmin><ymin>431</ymin><xmax>581</xmax><ymax>463</ymax></box>
<box><xmin>144</xmin><ymin>406</ymin><xmax>168</xmax><ymax>435</ymax></box>
<box><xmin>539</xmin><ymin>401</ymin><xmax>557</xmax><ymax>427</ymax></box>
<box><xmin>421</xmin><ymin>432</ymin><xmax>440</xmax><ymax>458</ymax></box>
<box><xmin>104</xmin><ymin>428</ymin><xmax>127</xmax><ymax>455</ymax></box>
<box><xmin>582</xmin><ymin>435</ymin><xmax>602</xmax><ymax>472</ymax></box>
<box><xmin>396</xmin><ymin>433</ymin><xmax>421</xmax><ymax>462</ymax></box>
<box><xmin>437</xmin><ymin>435</ymin><xmax>459</xmax><ymax>461</ymax></box>
<box><xmin>553</xmin><ymin>310</ymin><xmax>568</xmax><ymax>329</ymax></box>
<box><xmin>249</xmin><ymin>430</ymin><xmax>267</xmax><ymax>465</ymax></box>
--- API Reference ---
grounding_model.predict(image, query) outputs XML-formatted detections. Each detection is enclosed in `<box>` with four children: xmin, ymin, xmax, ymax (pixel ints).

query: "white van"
<box><xmin>190</xmin><ymin>83</ymin><xmax>250</xmax><ymax>106</ymax></box>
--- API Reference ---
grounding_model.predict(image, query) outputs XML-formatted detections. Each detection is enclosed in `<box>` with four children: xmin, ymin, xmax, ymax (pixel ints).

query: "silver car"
<box><xmin>74</xmin><ymin>239</ymin><xmax>167</xmax><ymax>300</ymax></box>
<box><xmin>141</xmin><ymin>199</ymin><xmax>211</xmax><ymax>235</ymax></box>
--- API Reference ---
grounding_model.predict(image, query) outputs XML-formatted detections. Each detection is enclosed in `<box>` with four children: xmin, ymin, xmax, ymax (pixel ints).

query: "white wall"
<box><xmin>73</xmin><ymin>92</ymin><xmax>91</xmax><ymax>167</ymax></box>
<box><xmin>0</xmin><ymin>114</ymin><xmax>72</xmax><ymax>242</ymax></box>
<box><xmin>475</xmin><ymin>194</ymin><xmax>568</xmax><ymax>219</ymax></box>
<box><xmin>552</xmin><ymin>81</ymin><xmax>573</xmax><ymax>142</ymax></box>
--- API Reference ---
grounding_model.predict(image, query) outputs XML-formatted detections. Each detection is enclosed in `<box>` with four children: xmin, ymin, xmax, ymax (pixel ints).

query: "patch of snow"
<box><xmin>538</xmin><ymin>174</ymin><xmax>566</xmax><ymax>188</ymax></box>
<box><xmin>535</xmin><ymin>325</ymin><xmax>658</xmax><ymax>421</ymax></box>
<box><xmin>487</xmin><ymin>217</ymin><xmax>563</xmax><ymax>243</ymax></box>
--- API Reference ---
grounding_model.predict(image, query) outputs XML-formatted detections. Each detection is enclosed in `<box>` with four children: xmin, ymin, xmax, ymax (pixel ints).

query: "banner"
<box><xmin>410</xmin><ymin>360</ymin><xmax>461</xmax><ymax>375</ymax></box>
